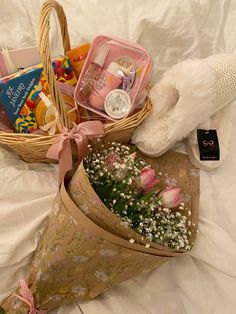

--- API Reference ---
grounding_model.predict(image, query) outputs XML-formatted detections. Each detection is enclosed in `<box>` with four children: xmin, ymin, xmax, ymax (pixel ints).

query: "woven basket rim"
<box><xmin>0</xmin><ymin>96</ymin><xmax>152</xmax><ymax>143</ymax></box>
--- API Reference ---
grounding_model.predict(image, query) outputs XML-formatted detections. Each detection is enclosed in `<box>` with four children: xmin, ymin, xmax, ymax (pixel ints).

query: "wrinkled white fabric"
<box><xmin>0</xmin><ymin>0</ymin><xmax>236</xmax><ymax>313</ymax></box>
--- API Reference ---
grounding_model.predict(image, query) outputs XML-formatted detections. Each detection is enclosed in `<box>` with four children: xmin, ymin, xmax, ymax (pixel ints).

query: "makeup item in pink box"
<box><xmin>88</xmin><ymin>61</ymin><xmax>123</xmax><ymax>110</ymax></box>
<box><xmin>75</xmin><ymin>35</ymin><xmax>153</xmax><ymax>121</ymax></box>
<box><xmin>78</xmin><ymin>45</ymin><xmax>109</xmax><ymax>101</ymax></box>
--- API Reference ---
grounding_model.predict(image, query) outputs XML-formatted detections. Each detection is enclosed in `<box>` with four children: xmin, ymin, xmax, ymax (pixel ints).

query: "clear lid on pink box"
<box><xmin>74</xmin><ymin>35</ymin><xmax>153</xmax><ymax>121</ymax></box>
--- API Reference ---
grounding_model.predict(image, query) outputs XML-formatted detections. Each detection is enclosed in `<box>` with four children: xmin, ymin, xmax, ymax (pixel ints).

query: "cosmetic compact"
<box><xmin>104</xmin><ymin>89</ymin><xmax>132</xmax><ymax>119</ymax></box>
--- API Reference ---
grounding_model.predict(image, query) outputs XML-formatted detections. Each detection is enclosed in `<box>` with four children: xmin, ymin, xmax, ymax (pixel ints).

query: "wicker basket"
<box><xmin>0</xmin><ymin>0</ymin><xmax>152</xmax><ymax>163</ymax></box>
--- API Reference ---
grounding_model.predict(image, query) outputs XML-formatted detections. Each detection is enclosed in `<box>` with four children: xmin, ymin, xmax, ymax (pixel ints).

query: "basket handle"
<box><xmin>39</xmin><ymin>0</ymin><xmax>71</xmax><ymax>128</ymax></box>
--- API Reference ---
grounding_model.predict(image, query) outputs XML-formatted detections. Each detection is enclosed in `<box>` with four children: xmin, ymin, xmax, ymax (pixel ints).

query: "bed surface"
<box><xmin>1</xmin><ymin>1</ymin><xmax>236</xmax><ymax>313</ymax></box>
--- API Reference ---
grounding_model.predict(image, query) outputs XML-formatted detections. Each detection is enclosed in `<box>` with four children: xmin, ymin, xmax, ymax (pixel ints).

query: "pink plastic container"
<box><xmin>74</xmin><ymin>35</ymin><xmax>153</xmax><ymax>121</ymax></box>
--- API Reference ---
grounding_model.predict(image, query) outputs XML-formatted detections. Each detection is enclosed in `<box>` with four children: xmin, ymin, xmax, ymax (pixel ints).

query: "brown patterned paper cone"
<box><xmin>1</xmin><ymin>183</ymin><xmax>174</xmax><ymax>313</ymax></box>
<box><xmin>0</xmin><ymin>150</ymin><xmax>199</xmax><ymax>313</ymax></box>
<box><xmin>68</xmin><ymin>150</ymin><xmax>199</xmax><ymax>252</ymax></box>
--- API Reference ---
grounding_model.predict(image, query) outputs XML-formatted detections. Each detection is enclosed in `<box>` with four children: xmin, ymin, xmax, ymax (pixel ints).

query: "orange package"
<box><xmin>66</xmin><ymin>43</ymin><xmax>90</xmax><ymax>78</ymax></box>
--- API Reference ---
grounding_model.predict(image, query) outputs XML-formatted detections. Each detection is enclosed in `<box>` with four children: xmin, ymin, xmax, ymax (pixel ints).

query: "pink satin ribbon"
<box><xmin>13</xmin><ymin>280</ymin><xmax>46</xmax><ymax>314</ymax></box>
<box><xmin>46</xmin><ymin>121</ymin><xmax>105</xmax><ymax>184</ymax></box>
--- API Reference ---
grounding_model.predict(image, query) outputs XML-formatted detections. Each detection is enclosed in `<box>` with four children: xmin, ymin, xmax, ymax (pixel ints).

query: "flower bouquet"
<box><xmin>69</xmin><ymin>141</ymin><xmax>198</xmax><ymax>251</ymax></box>
<box><xmin>0</xmin><ymin>140</ymin><xmax>199</xmax><ymax>313</ymax></box>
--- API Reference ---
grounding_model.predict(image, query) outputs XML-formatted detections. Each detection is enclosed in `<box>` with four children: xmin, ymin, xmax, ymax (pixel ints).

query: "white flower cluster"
<box><xmin>120</xmin><ymin>203</ymin><xmax>194</xmax><ymax>250</ymax></box>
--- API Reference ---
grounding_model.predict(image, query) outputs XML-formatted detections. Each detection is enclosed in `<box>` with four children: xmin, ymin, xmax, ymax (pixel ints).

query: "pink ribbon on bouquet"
<box><xmin>46</xmin><ymin>121</ymin><xmax>105</xmax><ymax>184</ymax></box>
<box><xmin>13</xmin><ymin>280</ymin><xmax>47</xmax><ymax>314</ymax></box>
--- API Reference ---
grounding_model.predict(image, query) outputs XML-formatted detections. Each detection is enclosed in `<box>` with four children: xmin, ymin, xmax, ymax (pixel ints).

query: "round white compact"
<box><xmin>104</xmin><ymin>89</ymin><xmax>132</xmax><ymax>119</ymax></box>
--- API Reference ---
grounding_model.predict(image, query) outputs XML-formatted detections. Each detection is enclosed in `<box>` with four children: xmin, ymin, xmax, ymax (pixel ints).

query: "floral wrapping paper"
<box><xmin>0</xmin><ymin>151</ymin><xmax>199</xmax><ymax>313</ymax></box>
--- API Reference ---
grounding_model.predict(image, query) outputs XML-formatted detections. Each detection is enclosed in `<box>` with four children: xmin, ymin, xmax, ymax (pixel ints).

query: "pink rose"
<box><xmin>140</xmin><ymin>168</ymin><xmax>160</xmax><ymax>192</ymax></box>
<box><xmin>159</xmin><ymin>187</ymin><xmax>181</xmax><ymax>208</ymax></box>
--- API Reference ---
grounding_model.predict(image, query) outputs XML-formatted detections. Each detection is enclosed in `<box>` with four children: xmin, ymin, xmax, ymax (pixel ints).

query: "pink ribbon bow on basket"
<box><xmin>13</xmin><ymin>280</ymin><xmax>47</xmax><ymax>314</ymax></box>
<box><xmin>46</xmin><ymin>121</ymin><xmax>105</xmax><ymax>184</ymax></box>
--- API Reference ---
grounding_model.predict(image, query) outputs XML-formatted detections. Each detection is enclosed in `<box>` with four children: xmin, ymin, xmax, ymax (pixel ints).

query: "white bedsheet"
<box><xmin>1</xmin><ymin>1</ymin><xmax>236</xmax><ymax>313</ymax></box>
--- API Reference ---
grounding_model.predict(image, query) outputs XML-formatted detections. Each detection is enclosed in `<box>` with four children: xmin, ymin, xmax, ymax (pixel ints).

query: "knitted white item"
<box><xmin>132</xmin><ymin>54</ymin><xmax>236</xmax><ymax>160</ymax></box>
<box><xmin>207</xmin><ymin>54</ymin><xmax>236</xmax><ymax>110</ymax></box>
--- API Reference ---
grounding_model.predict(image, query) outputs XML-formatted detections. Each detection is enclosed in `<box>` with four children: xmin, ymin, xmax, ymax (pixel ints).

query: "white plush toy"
<box><xmin>132</xmin><ymin>54</ymin><xmax>236</xmax><ymax>170</ymax></box>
